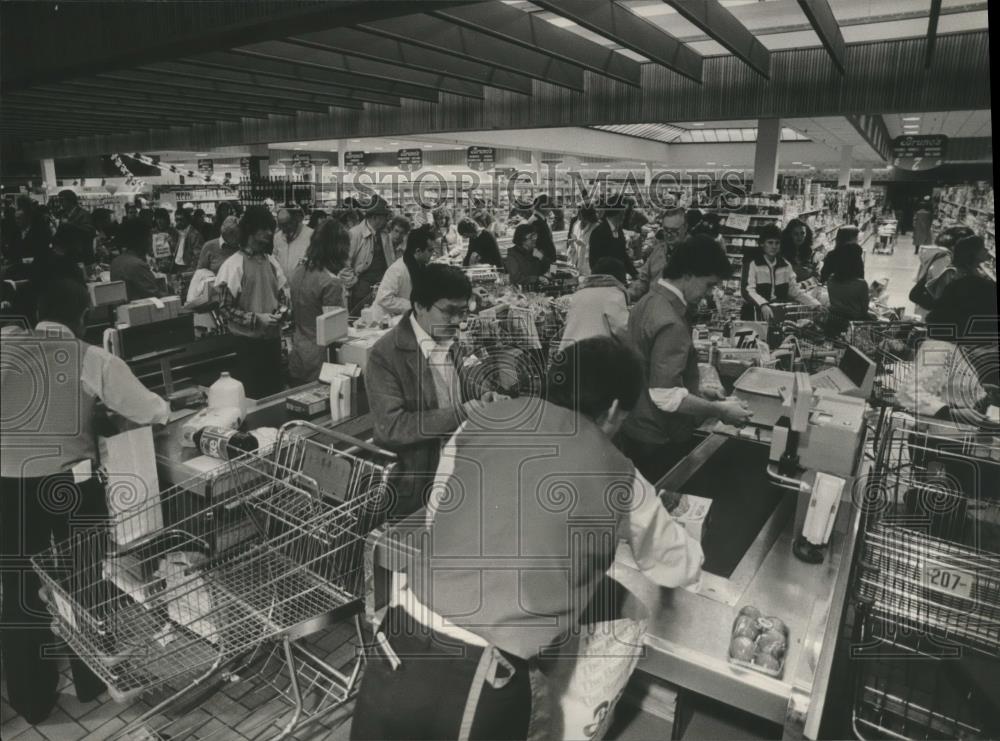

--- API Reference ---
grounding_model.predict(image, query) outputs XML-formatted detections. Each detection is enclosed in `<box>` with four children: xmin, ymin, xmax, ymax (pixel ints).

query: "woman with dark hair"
<box><xmin>307</xmin><ymin>209</ymin><xmax>329</xmax><ymax>230</ymax></box>
<box><xmin>457</xmin><ymin>217</ymin><xmax>502</xmax><ymax>267</ymax></box>
<box><xmin>505</xmin><ymin>222</ymin><xmax>548</xmax><ymax>288</ymax></box>
<box><xmin>927</xmin><ymin>236</ymin><xmax>998</xmax><ymax>340</ymax></box>
<box><xmin>372</xmin><ymin>224</ymin><xmax>439</xmax><ymax>321</ymax></box>
<box><xmin>215</xmin><ymin>206</ymin><xmax>288</xmax><ymax>398</ymax></box>
<box><xmin>109</xmin><ymin>218</ymin><xmax>164</xmax><ymax>300</ymax></box>
<box><xmin>820</xmin><ymin>226</ymin><xmax>863</xmax><ymax>284</ymax></box>
<box><xmin>781</xmin><ymin>218</ymin><xmax>816</xmax><ymax>280</ymax></box>
<box><xmin>825</xmin><ymin>249</ymin><xmax>869</xmax><ymax>334</ymax></box>
<box><xmin>288</xmin><ymin>220</ymin><xmax>351</xmax><ymax>385</ymax></box>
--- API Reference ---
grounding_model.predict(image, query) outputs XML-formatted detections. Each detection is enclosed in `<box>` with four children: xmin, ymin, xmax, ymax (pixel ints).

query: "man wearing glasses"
<box><xmin>367</xmin><ymin>264</ymin><xmax>506</xmax><ymax>518</ymax></box>
<box><xmin>628</xmin><ymin>206</ymin><xmax>687</xmax><ymax>302</ymax></box>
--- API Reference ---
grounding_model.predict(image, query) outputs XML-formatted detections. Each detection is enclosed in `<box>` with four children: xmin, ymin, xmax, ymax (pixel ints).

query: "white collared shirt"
<box><xmin>409</xmin><ymin>314</ymin><xmax>457</xmax><ymax>409</ymax></box>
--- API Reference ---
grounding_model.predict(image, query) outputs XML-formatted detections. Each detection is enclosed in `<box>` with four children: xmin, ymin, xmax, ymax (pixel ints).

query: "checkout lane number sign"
<box><xmin>892</xmin><ymin>135</ymin><xmax>947</xmax><ymax>171</ymax></box>
<box><xmin>921</xmin><ymin>559</ymin><xmax>975</xmax><ymax>601</ymax></box>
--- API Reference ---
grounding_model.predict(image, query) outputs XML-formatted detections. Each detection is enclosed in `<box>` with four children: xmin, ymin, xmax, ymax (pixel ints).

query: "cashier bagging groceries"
<box><xmin>351</xmin><ymin>337</ymin><xmax>704</xmax><ymax>740</ymax></box>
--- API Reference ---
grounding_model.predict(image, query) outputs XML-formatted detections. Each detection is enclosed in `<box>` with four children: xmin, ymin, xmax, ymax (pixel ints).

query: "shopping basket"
<box><xmin>850</xmin><ymin>411</ymin><xmax>999</xmax><ymax>740</ymax></box>
<box><xmin>32</xmin><ymin>421</ymin><xmax>396</xmax><ymax>740</ymax></box>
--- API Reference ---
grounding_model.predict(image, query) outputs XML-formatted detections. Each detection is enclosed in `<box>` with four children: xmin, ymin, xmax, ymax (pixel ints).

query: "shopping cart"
<box><xmin>874</xmin><ymin>218</ymin><xmax>898</xmax><ymax>255</ymax></box>
<box><xmin>850</xmin><ymin>411</ymin><xmax>999</xmax><ymax>740</ymax></box>
<box><xmin>32</xmin><ymin>421</ymin><xmax>396</xmax><ymax>740</ymax></box>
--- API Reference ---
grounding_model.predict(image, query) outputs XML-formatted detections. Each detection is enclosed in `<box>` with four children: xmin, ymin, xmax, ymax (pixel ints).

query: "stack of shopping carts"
<box><xmin>32</xmin><ymin>421</ymin><xmax>396</xmax><ymax>740</ymax></box>
<box><xmin>850</xmin><ymin>411</ymin><xmax>999</xmax><ymax>740</ymax></box>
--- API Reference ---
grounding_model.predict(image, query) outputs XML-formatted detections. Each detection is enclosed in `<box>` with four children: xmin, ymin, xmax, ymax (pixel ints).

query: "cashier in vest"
<box><xmin>365</xmin><ymin>264</ymin><xmax>506</xmax><ymax>518</ymax></box>
<box><xmin>0</xmin><ymin>279</ymin><xmax>171</xmax><ymax>725</ymax></box>
<box><xmin>351</xmin><ymin>337</ymin><xmax>704</xmax><ymax>740</ymax></box>
<box><xmin>740</xmin><ymin>223</ymin><xmax>819</xmax><ymax>321</ymax></box>
<box><xmin>345</xmin><ymin>197</ymin><xmax>395</xmax><ymax>315</ymax></box>
<box><xmin>618</xmin><ymin>235</ymin><xmax>753</xmax><ymax>482</ymax></box>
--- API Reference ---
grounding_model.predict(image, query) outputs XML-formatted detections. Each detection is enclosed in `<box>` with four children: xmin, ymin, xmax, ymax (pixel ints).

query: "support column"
<box><xmin>531</xmin><ymin>150</ymin><xmax>543</xmax><ymax>188</ymax></box>
<box><xmin>838</xmin><ymin>145</ymin><xmax>853</xmax><ymax>189</ymax></box>
<box><xmin>644</xmin><ymin>162</ymin><xmax>653</xmax><ymax>188</ymax></box>
<box><xmin>753</xmin><ymin>118</ymin><xmax>781</xmax><ymax>194</ymax></box>
<box><xmin>41</xmin><ymin>158</ymin><xmax>58</xmax><ymax>189</ymax></box>
<box><xmin>862</xmin><ymin>167</ymin><xmax>873</xmax><ymax>190</ymax></box>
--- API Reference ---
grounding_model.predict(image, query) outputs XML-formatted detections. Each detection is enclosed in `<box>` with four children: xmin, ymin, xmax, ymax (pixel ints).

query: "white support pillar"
<box><xmin>862</xmin><ymin>167</ymin><xmax>873</xmax><ymax>190</ymax></box>
<box><xmin>753</xmin><ymin>118</ymin><xmax>781</xmax><ymax>194</ymax></box>
<box><xmin>644</xmin><ymin>162</ymin><xmax>653</xmax><ymax>188</ymax></box>
<box><xmin>531</xmin><ymin>150</ymin><xmax>543</xmax><ymax>188</ymax></box>
<box><xmin>41</xmin><ymin>158</ymin><xmax>58</xmax><ymax>189</ymax></box>
<box><xmin>838</xmin><ymin>145</ymin><xmax>854</xmax><ymax>189</ymax></box>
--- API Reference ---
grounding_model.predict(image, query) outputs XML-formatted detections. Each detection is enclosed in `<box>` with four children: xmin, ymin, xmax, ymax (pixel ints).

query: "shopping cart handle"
<box><xmin>276</xmin><ymin>419</ymin><xmax>397</xmax><ymax>461</ymax></box>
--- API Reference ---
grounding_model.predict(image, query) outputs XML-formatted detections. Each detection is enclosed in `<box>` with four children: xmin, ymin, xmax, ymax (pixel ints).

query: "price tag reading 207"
<box><xmin>921</xmin><ymin>560</ymin><xmax>976</xmax><ymax>600</ymax></box>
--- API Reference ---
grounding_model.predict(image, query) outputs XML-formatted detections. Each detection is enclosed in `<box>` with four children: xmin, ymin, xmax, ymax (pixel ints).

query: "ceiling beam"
<box><xmin>531</xmin><ymin>0</ymin><xmax>702</xmax><ymax>83</ymax></box>
<box><xmin>186</xmin><ymin>51</ymin><xmax>439</xmax><ymax>103</ymax></box>
<box><xmin>663</xmin><ymin>0</ymin><xmax>769</xmax><ymax>78</ymax></box>
<box><xmin>431</xmin><ymin>2</ymin><xmax>642</xmax><ymax>87</ymax></box>
<box><xmin>846</xmin><ymin>114</ymin><xmax>892</xmax><ymax>162</ymax></box>
<box><xmin>1</xmin><ymin>1</ymin><xmax>475</xmax><ymax>92</ymax></box>
<box><xmin>796</xmin><ymin>0</ymin><xmax>847</xmax><ymax>74</ymax></box>
<box><xmin>289</xmin><ymin>27</ymin><xmax>537</xmax><ymax>95</ymax></box>
<box><xmin>30</xmin><ymin>81</ymin><xmax>335</xmax><ymax>117</ymax></box>
<box><xmin>354</xmin><ymin>15</ymin><xmax>583</xmax><ymax>91</ymax></box>
<box><xmin>926</xmin><ymin>0</ymin><xmax>943</xmax><ymax>69</ymax></box>
<box><xmin>235</xmin><ymin>41</ymin><xmax>484</xmax><ymax>99</ymax></box>
<box><xmin>77</xmin><ymin>72</ymin><xmax>366</xmax><ymax>111</ymax></box>
<box><xmin>3</xmin><ymin>96</ymin><xmax>229</xmax><ymax>124</ymax></box>
<box><xmin>139</xmin><ymin>60</ymin><xmax>402</xmax><ymax>107</ymax></box>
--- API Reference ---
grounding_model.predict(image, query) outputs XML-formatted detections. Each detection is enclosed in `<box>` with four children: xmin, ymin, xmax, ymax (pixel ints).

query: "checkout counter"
<box><xmin>367</xmin><ymin>413</ymin><xmax>865</xmax><ymax>740</ymax></box>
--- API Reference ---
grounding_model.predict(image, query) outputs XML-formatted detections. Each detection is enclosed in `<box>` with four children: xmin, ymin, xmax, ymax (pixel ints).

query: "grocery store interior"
<box><xmin>0</xmin><ymin>1</ymin><xmax>996</xmax><ymax>740</ymax></box>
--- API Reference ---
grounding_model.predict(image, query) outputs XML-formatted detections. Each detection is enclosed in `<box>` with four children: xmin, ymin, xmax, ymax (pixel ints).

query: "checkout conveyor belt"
<box><xmin>676</xmin><ymin>438</ymin><xmax>784</xmax><ymax>578</ymax></box>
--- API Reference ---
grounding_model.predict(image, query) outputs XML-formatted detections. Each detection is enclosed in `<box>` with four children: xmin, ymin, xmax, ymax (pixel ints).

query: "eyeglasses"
<box><xmin>431</xmin><ymin>302</ymin><xmax>470</xmax><ymax>321</ymax></box>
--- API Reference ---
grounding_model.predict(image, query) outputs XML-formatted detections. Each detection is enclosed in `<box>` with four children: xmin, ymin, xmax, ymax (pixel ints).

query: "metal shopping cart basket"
<box><xmin>32</xmin><ymin>421</ymin><xmax>396</xmax><ymax>740</ymax></box>
<box><xmin>874</xmin><ymin>218</ymin><xmax>898</xmax><ymax>255</ymax></box>
<box><xmin>849</xmin><ymin>411</ymin><xmax>1000</xmax><ymax>740</ymax></box>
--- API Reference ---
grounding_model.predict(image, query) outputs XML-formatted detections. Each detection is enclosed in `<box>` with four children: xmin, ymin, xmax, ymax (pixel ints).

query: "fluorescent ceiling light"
<box><xmin>706</xmin><ymin>162</ymin><xmax>716</xmax><ymax>165</ymax></box>
<box><xmin>902</xmin><ymin>116</ymin><xmax>921</xmax><ymax>121</ymax></box>
<box><xmin>195</xmin><ymin>152</ymin><xmax>207</xmax><ymax>156</ymax></box>
<box><xmin>692</xmin><ymin>122</ymin><xmax>705</xmax><ymax>126</ymax></box>
<box><xmin>351</xmin><ymin>139</ymin><xmax>361</xmax><ymax>143</ymax></box>
<box><xmin>390</xmin><ymin>141</ymin><xmax>400</xmax><ymax>145</ymax></box>
<box><xmin>792</xmin><ymin>161</ymin><xmax>803</xmax><ymax>165</ymax></box>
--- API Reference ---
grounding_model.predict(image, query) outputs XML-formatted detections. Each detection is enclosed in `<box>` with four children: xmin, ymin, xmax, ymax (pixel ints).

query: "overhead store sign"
<box><xmin>467</xmin><ymin>146</ymin><xmax>496</xmax><ymax>171</ymax></box>
<box><xmin>398</xmin><ymin>148</ymin><xmax>423</xmax><ymax>172</ymax></box>
<box><xmin>892</xmin><ymin>135</ymin><xmax>947</xmax><ymax>171</ymax></box>
<box><xmin>293</xmin><ymin>153</ymin><xmax>312</xmax><ymax>168</ymax></box>
<box><xmin>344</xmin><ymin>150</ymin><xmax>366</xmax><ymax>172</ymax></box>
<box><xmin>197</xmin><ymin>159</ymin><xmax>213</xmax><ymax>176</ymax></box>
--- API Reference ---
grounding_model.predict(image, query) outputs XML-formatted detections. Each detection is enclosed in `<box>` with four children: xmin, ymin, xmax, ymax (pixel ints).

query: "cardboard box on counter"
<box><xmin>286</xmin><ymin>387</ymin><xmax>330</xmax><ymax>419</ymax></box>
<box><xmin>114</xmin><ymin>296</ymin><xmax>182</xmax><ymax>326</ymax></box>
<box><xmin>88</xmin><ymin>281</ymin><xmax>128</xmax><ymax>307</ymax></box>
<box><xmin>336</xmin><ymin>334</ymin><xmax>384</xmax><ymax>373</ymax></box>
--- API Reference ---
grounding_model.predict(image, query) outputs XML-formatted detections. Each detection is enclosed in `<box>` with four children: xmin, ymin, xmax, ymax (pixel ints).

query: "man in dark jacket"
<box><xmin>588</xmin><ymin>196</ymin><xmax>638</xmax><ymax>278</ymax></box>
<box><xmin>109</xmin><ymin>219</ymin><xmax>165</xmax><ymax>300</ymax></box>
<box><xmin>56</xmin><ymin>190</ymin><xmax>96</xmax><ymax>265</ymax></box>
<box><xmin>366</xmin><ymin>264</ymin><xmax>504</xmax><ymax>518</ymax></box>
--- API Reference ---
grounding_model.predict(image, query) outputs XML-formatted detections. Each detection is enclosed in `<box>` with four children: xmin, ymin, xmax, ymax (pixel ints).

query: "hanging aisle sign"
<box><xmin>397</xmin><ymin>149</ymin><xmax>423</xmax><ymax>172</ymax></box>
<box><xmin>344</xmin><ymin>151</ymin><xmax>366</xmax><ymax>172</ymax></box>
<box><xmin>293</xmin><ymin>153</ymin><xmax>312</xmax><ymax>169</ymax></box>
<box><xmin>116</xmin><ymin>152</ymin><xmax>236</xmax><ymax>188</ymax></box>
<box><xmin>892</xmin><ymin>135</ymin><xmax>947</xmax><ymax>171</ymax></box>
<box><xmin>467</xmin><ymin>146</ymin><xmax>496</xmax><ymax>171</ymax></box>
<box><xmin>197</xmin><ymin>159</ymin><xmax>214</xmax><ymax>176</ymax></box>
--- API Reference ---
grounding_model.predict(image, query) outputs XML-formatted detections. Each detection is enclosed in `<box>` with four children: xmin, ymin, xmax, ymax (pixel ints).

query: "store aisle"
<box><xmin>862</xmin><ymin>233</ymin><xmax>922</xmax><ymax>315</ymax></box>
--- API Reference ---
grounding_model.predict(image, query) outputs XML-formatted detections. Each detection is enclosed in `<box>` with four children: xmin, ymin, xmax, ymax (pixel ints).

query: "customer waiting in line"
<box><xmin>171</xmin><ymin>206</ymin><xmax>204</xmax><ymax>272</ymax></box>
<box><xmin>272</xmin><ymin>203</ymin><xmax>313</xmax><ymax>285</ymax></box>
<box><xmin>912</xmin><ymin>196</ymin><xmax>933</xmax><ymax>254</ymax></box>
<box><xmin>386</xmin><ymin>215</ymin><xmax>412</xmax><ymax>259</ymax></box>
<box><xmin>824</xmin><ymin>249</ymin><xmax>870</xmax><ymax>335</ymax></box>
<box><xmin>781</xmin><ymin>218</ymin><xmax>816</xmax><ymax>281</ymax></box>
<box><xmin>619</xmin><ymin>234</ymin><xmax>752</xmax><ymax>482</ymax></box>
<box><xmin>215</xmin><ymin>206</ymin><xmax>288</xmax><ymax>399</ymax></box>
<box><xmin>55</xmin><ymin>189</ymin><xmax>96</xmax><ymax>265</ymax></box>
<box><xmin>819</xmin><ymin>226</ymin><xmax>863</xmax><ymax>284</ymax></box>
<box><xmin>366</xmin><ymin>264</ymin><xmax>506</xmax><ymax>518</ymax></box>
<box><xmin>526</xmin><ymin>193</ymin><xmax>558</xmax><ymax>269</ymax></box>
<box><xmin>371</xmin><ymin>224</ymin><xmax>439</xmax><ymax>322</ymax></box>
<box><xmin>288</xmin><ymin>220</ymin><xmax>352</xmax><ymax>386</ymax></box>
<box><xmin>109</xmin><ymin>218</ymin><xmax>165</xmax><ymax>301</ymax></box>
<box><xmin>927</xmin><ymin>235</ymin><xmax>999</xmax><ymax>344</ymax></box>
<box><xmin>629</xmin><ymin>206</ymin><xmax>686</xmax><ymax>302</ymax></box>
<box><xmin>741</xmin><ymin>223</ymin><xmax>819</xmax><ymax>321</ymax></box>
<box><xmin>1</xmin><ymin>279</ymin><xmax>171</xmax><ymax>726</ymax></box>
<box><xmin>350</xmin><ymin>337</ymin><xmax>703</xmax><ymax>741</ymax></box>
<box><xmin>505</xmin><ymin>222</ymin><xmax>548</xmax><ymax>288</ymax></box>
<box><xmin>558</xmin><ymin>257</ymin><xmax>630</xmax><ymax>351</ymax></box>
<box><xmin>308</xmin><ymin>209</ymin><xmax>329</xmax><ymax>231</ymax></box>
<box><xmin>346</xmin><ymin>197</ymin><xmax>394</xmax><ymax>314</ymax></box>
<box><xmin>566</xmin><ymin>203</ymin><xmax>599</xmax><ymax>277</ymax></box>
<box><xmin>196</xmin><ymin>214</ymin><xmax>241</xmax><ymax>274</ymax></box>
<box><xmin>909</xmin><ymin>225</ymin><xmax>975</xmax><ymax>317</ymax></box>
<box><xmin>457</xmin><ymin>216</ymin><xmax>502</xmax><ymax>267</ymax></box>
<box><xmin>589</xmin><ymin>195</ymin><xmax>638</xmax><ymax>278</ymax></box>
<box><xmin>433</xmin><ymin>207</ymin><xmax>462</xmax><ymax>258</ymax></box>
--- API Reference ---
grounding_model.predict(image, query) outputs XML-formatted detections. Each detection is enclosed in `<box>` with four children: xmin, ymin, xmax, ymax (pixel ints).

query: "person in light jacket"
<box><xmin>288</xmin><ymin>220</ymin><xmax>351</xmax><ymax>385</ymax></box>
<box><xmin>371</xmin><ymin>224</ymin><xmax>438</xmax><ymax>322</ymax></box>
<box><xmin>345</xmin><ymin>198</ymin><xmax>394</xmax><ymax>314</ymax></box>
<box><xmin>558</xmin><ymin>257</ymin><xmax>630</xmax><ymax>351</ymax></box>
<box><xmin>743</xmin><ymin>223</ymin><xmax>819</xmax><ymax>320</ymax></box>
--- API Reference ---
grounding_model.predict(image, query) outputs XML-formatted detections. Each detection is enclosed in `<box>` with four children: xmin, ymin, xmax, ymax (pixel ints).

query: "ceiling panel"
<box><xmin>882</xmin><ymin>110</ymin><xmax>992</xmax><ymax>138</ymax></box>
